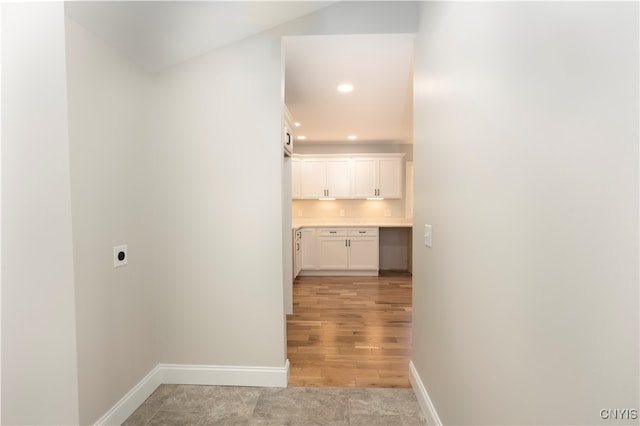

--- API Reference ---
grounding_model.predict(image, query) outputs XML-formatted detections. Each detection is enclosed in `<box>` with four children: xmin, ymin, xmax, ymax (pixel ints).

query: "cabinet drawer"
<box><xmin>317</xmin><ymin>228</ymin><xmax>348</xmax><ymax>237</ymax></box>
<box><xmin>348</xmin><ymin>228</ymin><xmax>378</xmax><ymax>237</ymax></box>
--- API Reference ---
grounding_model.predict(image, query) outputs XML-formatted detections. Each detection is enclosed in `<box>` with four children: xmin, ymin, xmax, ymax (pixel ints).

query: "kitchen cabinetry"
<box><xmin>317</xmin><ymin>228</ymin><xmax>349</xmax><ymax>269</ymax></box>
<box><xmin>347</xmin><ymin>228</ymin><xmax>380</xmax><ymax>270</ymax></box>
<box><xmin>314</xmin><ymin>227</ymin><xmax>379</xmax><ymax>274</ymax></box>
<box><xmin>293</xmin><ymin>229</ymin><xmax>302</xmax><ymax>278</ymax></box>
<box><xmin>300</xmin><ymin>158</ymin><xmax>351</xmax><ymax>199</ymax></box>
<box><xmin>283</xmin><ymin>105</ymin><xmax>295</xmax><ymax>156</ymax></box>
<box><xmin>352</xmin><ymin>157</ymin><xmax>402</xmax><ymax>199</ymax></box>
<box><xmin>291</xmin><ymin>154</ymin><xmax>403</xmax><ymax>200</ymax></box>
<box><xmin>300</xmin><ymin>228</ymin><xmax>317</xmax><ymax>270</ymax></box>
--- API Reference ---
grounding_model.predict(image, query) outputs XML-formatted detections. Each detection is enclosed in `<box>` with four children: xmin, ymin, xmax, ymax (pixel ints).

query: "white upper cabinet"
<box><xmin>300</xmin><ymin>158</ymin><xmax>326</xmax><ymax>198</ymax></box>
<box><xmin>300</xmin><ymin>157</ymin><xmax>351</xmax><ymax>199</ymax></box>
<box><xmin>293</xmin><ymin>154</ymin><xmax>403</xmax><ymax>200</ymax></box>
<box><xmin>352</xmin><ymin>158</ymin><xmax>377</xmax><ymax>198</ymax></box>
<box><xmin>352</xmin><ymin>156</ymin><xmax>402</xmax><ymax>199</ymax></box>
<box><xmin>377</xmin><ymin>157</ymin><xmax>402</xmax><ymax>199</ymax></box>
<box><xmin>326</xmin><ymin>159</ymin><xmax>351</xmax><ymax>198</ymax></box>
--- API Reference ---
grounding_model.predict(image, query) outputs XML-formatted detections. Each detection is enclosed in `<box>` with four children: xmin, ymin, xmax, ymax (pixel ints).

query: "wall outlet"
<box><xmin>113</xmin><ymin>244</ymin><xmax>128</xmax><ymax>268</ymax></box>
<box><xmin>340</xmin><ymin>209</ymin><xmax>345</xmax><ymax>217</ymax></box>
<box><xmin>298</xmin><ymin>209</ymin><xmax>303</xmax><ymax>217</ymax></box>
<box><xmin>384</xmin><ymin>209</ymin><xmax>391</xmax><ymax>217</ymax></box>
<box><xmin>424</xmin><ymin>225</ymin><xmax>432</xmax><ymax>248</ymax></box>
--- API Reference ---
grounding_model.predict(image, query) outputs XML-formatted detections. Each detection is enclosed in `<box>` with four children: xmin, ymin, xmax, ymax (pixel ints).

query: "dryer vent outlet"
<box><xmin>113</xmin><ymin>244</ymin><xmax>128</xmax><ymax>268</ymax></box>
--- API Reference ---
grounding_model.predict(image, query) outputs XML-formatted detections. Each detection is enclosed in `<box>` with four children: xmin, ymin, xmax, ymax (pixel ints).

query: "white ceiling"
<box><xmin>65</xmin><ymin>1</ymin><xmax>336</xmax><ymax>72</ymax></box>
<box><xmin>64</xmin><ymin>1</ymin><xmax>414</xmax><ymax>146</ymax></box>
<box><xmin>284</xmin><ymin>34</ymin><xmax>414</xmax><ymax>144</ymax></box>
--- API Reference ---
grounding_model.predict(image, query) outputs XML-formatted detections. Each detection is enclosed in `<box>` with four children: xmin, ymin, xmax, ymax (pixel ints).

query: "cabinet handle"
<box><xmin>296</xmin><ymin>243</ymin><xmax>300</xmax><ymax>251</ymax></box>
<box><xmin>348</xmin><ymin>240</ymin><xmax>351</xmax><ymax>247</ymax></box>
<box><xmin>359</xmin><ymin>231</ymin><xmax>366</xmax><ymax>234</ymax></box>
<box><xmin>329</xmin><ymin>231</ymin><xmax>337</xmax><ymax>234</ymax></box>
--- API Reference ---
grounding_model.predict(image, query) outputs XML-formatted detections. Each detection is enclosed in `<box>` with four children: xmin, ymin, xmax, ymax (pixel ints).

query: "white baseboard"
<box><xmin>298</xmin><ymin>270</ymin><xmax>379</xmax><ymax>277</ymax></box>
<box><xmin>94</xmin><ymin>364</ymin><xmax>163</xmax><ymax>426</ymax></box>
<box><xmin>160</xmin><ymin>360</ymin><xmax>290</xmax><ymax>388</ymax></box>
<box><xmin>94</xmin><ymin>360</ymin><xmax>289</xmax><ymax>426</ymax></box>
<box><xmin>409</xmin><ymin>361</ymin><xmax>443</xmax><ymax>426</ymax></box>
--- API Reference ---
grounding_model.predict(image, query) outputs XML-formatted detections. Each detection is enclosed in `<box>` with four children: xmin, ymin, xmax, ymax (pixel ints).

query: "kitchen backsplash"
<box><xmin>292</xmin><ymin>198</ymin><xmax>408</xmax><ymax>220</ymax></box>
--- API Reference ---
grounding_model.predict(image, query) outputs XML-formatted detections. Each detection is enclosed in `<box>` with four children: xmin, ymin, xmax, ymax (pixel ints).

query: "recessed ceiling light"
<box><xmin>347</xmin><ymin>135</ymin><xmax>358</xmax><ymax>140</ymax></box>
<box><xmin>297</xmin><ymin>135</ymin><xmax>306</xmax><ymax>140</ymax></box>
<box><xmin>294</xmin><ymin>122</ymin><xmax>301</xmax><ymax>127</ymax></box>
<box><xmin>337</xmin><ymin>83</ymin><xmax>354</xmax><ymax>93</ymax></box>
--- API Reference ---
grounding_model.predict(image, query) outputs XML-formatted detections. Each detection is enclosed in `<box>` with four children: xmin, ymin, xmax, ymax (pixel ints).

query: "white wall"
<box><xmin>153</xmin><ymin>32</ymin><xmax>286</xmax><ymax>367</ymax></box>
<box><xmin>0</xmin><ymin>2</ymin><xmax>421</xmax><ymax>423</ymax></box>
<box><xmin>150</xmin><ymin>0</ymin><xmax>420</xmax><ymax>371</ymax></box>
<box><xmin>412</xmin><ymin>2</ymin><xmax>639</xmax><ymax>424</ymax></box>
<box><xmin>1</xmin><ymin>3</ymin><xmax>80</xmax><ymax>424</ymax></box>
<box><xmin>64</xmin><ymin>18</ymin><xmax>158</xmax><ymax>424</ymax></box>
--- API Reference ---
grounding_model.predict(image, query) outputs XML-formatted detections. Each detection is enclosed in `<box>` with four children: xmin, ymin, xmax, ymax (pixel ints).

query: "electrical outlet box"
<box><xmin>424</xmin><ymin>225</ymin><xmax>432</xmax><ymax>247</ymax></box>
<box><xmin>384</xmin><ymin>209</ymin><xmax>391</xmax><ymax>217</ymax></box>
<box><xmin>113</xmin><ymin>244</ymin><xmax>128</xmax><ymax>268</ymax></box>
<box><xmin>298</xmin><ymin>209</ymin><xmax>303</xmax><ymax>217</ymax></box>
<box><xmin>340</xmin><ymin>209</ymin><xmax>345</xmax><ymax>217</ymax></box>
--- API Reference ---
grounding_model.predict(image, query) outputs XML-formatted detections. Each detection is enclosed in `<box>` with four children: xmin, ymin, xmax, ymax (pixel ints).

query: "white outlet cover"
<box><xmin>113</xmin><ymin>244</ymin><xmax>128</xmax><ymax>268</ymax></box>
<box><xmin>424</xmin><ymin>225</ymin><xmax>432</xmax><ymax>248</ymax></box>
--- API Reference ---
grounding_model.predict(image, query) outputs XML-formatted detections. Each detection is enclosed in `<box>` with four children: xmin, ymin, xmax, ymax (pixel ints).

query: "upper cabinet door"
<box><xmin>377</xmin><ymin>157</ymin><xmax>402</xmax><ymax>199</ymax></box>
<box><xmin>352</xmin><ymin>158</ymin><xmax>377</xmax><ymax>198</ymax></box>
<box><xmin>326</xmin><ymin>159</ymin><xmax>351</xmax><ymax>198</ymax></box>
<box><xmin>300</xmin><ymin>158</ymin><xmax>327</xmax><ymax>198</ymax></box>
<box><xmin>352</xmin><ymin>157</ymin><xmax>402</xmax><ymax>199</ymax></box>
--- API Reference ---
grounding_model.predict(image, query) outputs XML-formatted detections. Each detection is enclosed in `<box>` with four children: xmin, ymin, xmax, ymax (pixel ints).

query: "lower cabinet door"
<box><xmin>300</xmin><ymin>228</ymin><xmax>317</xmax><ymax>269</ymax></box>
<box><xmin>348</xmin><ymin>237</ymin><xmax>379</xmax><ymax>270</ymax></box>
<box><xmin>317</xmin><ymin>238</ymin><xmax>349</xmax><ymax>269</ymax></box>
<box><xmin>294</xmin><ymin>239</ymin><xmax>302</xmax><ymax>277</ymax></box>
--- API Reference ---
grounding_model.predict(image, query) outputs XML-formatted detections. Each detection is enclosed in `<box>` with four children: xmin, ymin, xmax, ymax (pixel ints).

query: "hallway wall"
<box><xmin>65</xmin><ymin>18</ymin><xmax>158</xmax><ymax>425</ymax></box>
<box><xmin>411</xmin><ymin>2</ymin><xmax>639</xmax><ymax>424</ymax></box>
<box><xmin>1</xmin><ymin>3</ymin><xmax>80</xmax><ymax>424</ymax></box>
<box><xmin>152</xmin><ymin>30</ymin><xmax>287</xmax><ymax>367</ymax></box>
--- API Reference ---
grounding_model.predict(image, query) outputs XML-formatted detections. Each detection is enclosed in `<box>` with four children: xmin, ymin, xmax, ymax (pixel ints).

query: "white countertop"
<box><xmin>292</xmin><ymin>218</ymin><xmax>413</xmax><ymax>230</ymax></box>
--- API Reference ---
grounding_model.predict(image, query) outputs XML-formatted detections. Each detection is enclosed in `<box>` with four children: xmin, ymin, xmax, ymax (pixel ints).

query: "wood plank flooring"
<box><xmin>286</xmin><ymin>274</ymin><xmax>413</xmax><ymax>387</ymax></box>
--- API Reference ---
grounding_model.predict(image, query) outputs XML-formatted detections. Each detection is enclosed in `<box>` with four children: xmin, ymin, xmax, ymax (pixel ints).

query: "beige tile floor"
<box><xmin>122</xmin><ymin>384</ymin><xmax>427</xmax><ymax>425</ymax></box>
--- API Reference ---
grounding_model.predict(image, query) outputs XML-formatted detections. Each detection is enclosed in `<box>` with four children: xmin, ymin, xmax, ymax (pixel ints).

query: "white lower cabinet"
<box><xmin>317</xmin><ymin>237</ymin><xmax>349</xmax><ymax>269</ymax></box>
<box><xmin>293</xmin><ymin>229</ymin><xmax>302</xmax><ymax>278</ymax></box>
<box><xmin>299</xmin><ymin>227</ymin><xmax>378</xmax><ymax>276</ymax></box>
<box><xmin>347</xmin><ymin>237</ymin><xmax>379</xmax><ymax>270</ymax></box>
<box><xmin>300</xmin><ymin>228</ymin><xmax>317</xmax><ymax>270</ymax></box>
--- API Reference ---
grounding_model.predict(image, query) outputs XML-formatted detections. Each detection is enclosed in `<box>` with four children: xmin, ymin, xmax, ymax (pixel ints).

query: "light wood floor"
<box><xmin>286</xmin><ymin>274</ymin><xmax>412</xmax><ymax>387</ymax></box>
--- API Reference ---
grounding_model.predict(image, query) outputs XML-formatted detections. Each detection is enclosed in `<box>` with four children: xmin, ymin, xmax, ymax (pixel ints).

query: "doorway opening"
<box><xmin>282</xmin><ymin>33</ymin><xmax>415</xmax><ymax>387</ymax></box>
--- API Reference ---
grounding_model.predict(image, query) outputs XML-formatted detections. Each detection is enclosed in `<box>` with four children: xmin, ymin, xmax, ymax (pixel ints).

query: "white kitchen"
<box><xmin>281</xmin><ymin>34</ymin><xmax>415</xmax><ymax>314</ymax></box>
